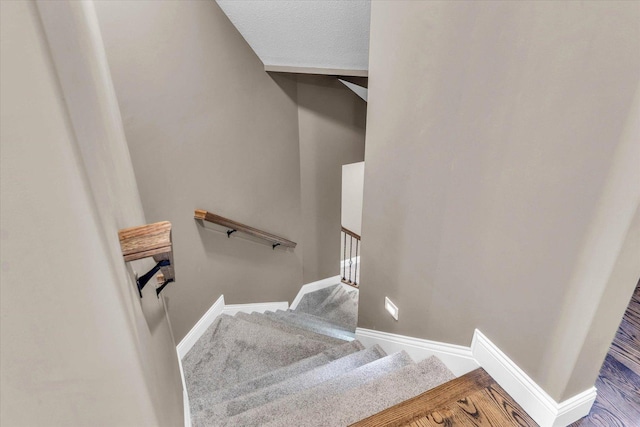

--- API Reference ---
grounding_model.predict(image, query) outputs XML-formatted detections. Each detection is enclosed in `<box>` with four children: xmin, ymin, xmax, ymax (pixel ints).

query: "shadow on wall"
<box><xmin>297</xmin><ymin>74</ymin><xmax>367</xmax><ymax>130</ymax></box>
<box><xmin>267</xmin><ymin>72</ymin><xmax>298</xmax><ymax>104</ymax></box>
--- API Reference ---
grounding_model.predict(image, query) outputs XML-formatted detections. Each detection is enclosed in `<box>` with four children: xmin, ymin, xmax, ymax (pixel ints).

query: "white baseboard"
<box><xmin>471</xmin><ymin>329</ymin><xmax>597</xmax><ymax>427</ymax></box>
<box><xmin>176</xmin><ymin>296</ymin><xmax>225</xmax><ymax>427</ymax></box>
<box><xmin>177</xmin><ymin>355</ymin><xmax>191</xmax><ymax>427</ymax></box>
<box><xmin>355</xmin><ymin>328</ymin><xmax>479</xmax><ymax>377</ymax></box>
<box><xmin>177</xmin><ymin>294</ymin><xmax>225</xmax><ymax>359</ymax></box>
<box><xmin>222</xmin><ymin>301</ymin><xmax>289</xmax><ymax>316</ymax></box>
<box><xmin>290</xmin><ymin>275</ymin><xmax>342</xmax><ymax>310</ymax></box>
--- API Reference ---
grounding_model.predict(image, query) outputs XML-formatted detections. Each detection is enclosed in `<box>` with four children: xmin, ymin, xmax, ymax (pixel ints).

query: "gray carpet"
<box><xmin>183</xmin><ymin>284</ymin><xmax>456</xmax><ymax>426</ymax></box>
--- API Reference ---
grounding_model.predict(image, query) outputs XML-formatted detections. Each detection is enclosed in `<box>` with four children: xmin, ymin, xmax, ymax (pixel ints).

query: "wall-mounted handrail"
<box><xmin>194</xmin><ymin>209</ymin><xmax>296</xmax><ymax>249</ymax></box>
<box><xmin>118</xmin><ymin>221</ymin><xmax>175</xmax><ymax>297</ymax></box>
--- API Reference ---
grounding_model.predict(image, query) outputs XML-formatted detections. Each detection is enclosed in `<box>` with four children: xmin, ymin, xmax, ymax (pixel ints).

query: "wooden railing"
<box><xmin>341</xmin><ymin>226</ymin><xmax>360</xmax><ymax>287</ymax></box>
<box><xmin>118</xmin><ymin>221</ymin><xmax>175</xmax><ymax>297</ymax></box>
<box><xmin>194</xmin><ymin>209</ymin><xmax>296</xmax><ymax>249</ymax></box>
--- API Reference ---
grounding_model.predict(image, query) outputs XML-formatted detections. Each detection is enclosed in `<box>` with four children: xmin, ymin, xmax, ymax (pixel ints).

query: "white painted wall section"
<box><xmin>341</xmin><ymin>162</ymin><xmax>365</xmax><ymax>236</ymax></box>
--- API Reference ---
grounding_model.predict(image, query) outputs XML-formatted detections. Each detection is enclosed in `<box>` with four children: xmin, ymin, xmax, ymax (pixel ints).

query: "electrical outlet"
<box><xmin>385</xmin><ymin>297</ymin><xmax>399</xmax><ymax>321</ymax></box>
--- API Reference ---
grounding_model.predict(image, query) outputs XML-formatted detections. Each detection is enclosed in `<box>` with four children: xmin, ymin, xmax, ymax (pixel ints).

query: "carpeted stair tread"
<box><xmin>182</xmin><ymin>314</ymin><xmax>333</xmax><ymax>404</ymax></box>
<box><xmin>311</xmin><ymin>287</ymin><xmax>359</xmax><ymax>331</ymax></box>
<box><xmin>312</xmin><ymin>290</ymin><xmax>358</xmax><ymax>331</ymax></box>
<box><xmin>225</xmin><ymin>345</ymin><xmax>387</xmax><ymax>416</ymax></box>
<box><xmin>291</xmin><ymin>310</ymin><xmax>356</xmax><ymax>335</ymax></box>
<box><xmin>234</xmin><ymin>311</ymin><xmax>346</xmax><ymax>346</ymax></box>
<box><xmin>262</xmin><ymin>355</ymin><xmax>456</xmax><ymax>427</ymax></box>
<box><xmin>280</xmin><ymin>308</ymin><xmax>353</xmax><ymax>334</ymax></box>
<box><xmin>193</xmin><ymin>340</ymin><xmax>364</xmax><ymax>408</ymax></box>
<box><xmin>313</xmin><ymin>284</ymin><xmax>346</xmax><ymax>313</ymax></box>
<box><xmin>294</xmin><ymin>284</ymin><xmax>340</xmax><ymax>314</ymax></box>
<box><xmin>192</xmin><ymin>345</ymin><xmax>388</xmax><ymax>423</ymax></box>
<box><xmin>298</xmin><ymin>284</ymin><xmax>358</xmax><ymax>332</ymax></box>
<box><xmin>218</xmin><ymin>351</ymin><xmax>414</xmax><ymax>427</ymax></box>
<box><xmin>185</xmin><ymin>284</ymin><xmax>457</xmax><ymax>427</ymax></box>
<box><xmin>266</xmin><ymin>310</ymin><xmax>355</xmax><ymax>341</ymax></box>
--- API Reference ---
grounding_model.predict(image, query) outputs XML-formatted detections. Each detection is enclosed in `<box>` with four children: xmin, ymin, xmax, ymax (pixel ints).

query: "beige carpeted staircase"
<box><xmin>182</xmin><ymin>284</ymin><xmax>455</xmax><ymax>426</ymax></box>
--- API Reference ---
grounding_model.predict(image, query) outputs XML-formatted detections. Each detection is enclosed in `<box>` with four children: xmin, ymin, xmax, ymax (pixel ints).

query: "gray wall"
<box><xmin>359</xmin><ymin>0</ymin><xmax>640</xmax><ymax>402</ymax></box>
<box><xmin>95</xmin><ymin>0</ymin><xmax>304</xmax><ymax>342</ymax></box>
<box><xmin>298</xmin><ymin>75</ymin><xmax>366</xmax><ymax>283</ymax></box>
<box><xmin>0</xmin><ymin>1</ymin><xmax>182</xmax><ymax>425</ymax></box>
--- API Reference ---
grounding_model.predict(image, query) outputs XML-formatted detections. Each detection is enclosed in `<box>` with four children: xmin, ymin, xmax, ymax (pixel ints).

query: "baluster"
<box><xmin>342</xmin><ymin>231</ymin><xmax>347</xmax><ymax>280</ymax></box>
<box><xmin>354</xmin><ymin>238</ymin><xmax>359</xmax><ymax>286</ymax></box>
<box><xmin>349</xmin><ymin>235</ymin><xmax>353</xmax><ymax>283</ymax></box>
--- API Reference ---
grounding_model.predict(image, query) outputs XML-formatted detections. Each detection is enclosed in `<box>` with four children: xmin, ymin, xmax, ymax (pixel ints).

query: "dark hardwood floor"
<box><xmin>351</xmin><ymin>279</ymin><xmax>640</xmax><ymax>427</ymax></box>
<box><xmin>570</xmin><ymin>279</ymin><xmax>640</xmax><ymax>427</ymax></box>
<box><xmin>350</xmin><ymin>368</ymin><xmax>537</xmax><ymax>427</ymax></box>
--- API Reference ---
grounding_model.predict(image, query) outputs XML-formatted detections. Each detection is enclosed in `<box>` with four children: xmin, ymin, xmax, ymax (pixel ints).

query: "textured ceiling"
<box><xmin>216</xmin><ymin>0</ymin><xmax>371</xmax><ymax>72</ymax></box>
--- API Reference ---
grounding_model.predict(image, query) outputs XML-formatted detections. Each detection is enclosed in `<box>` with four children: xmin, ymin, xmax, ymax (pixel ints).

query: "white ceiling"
<box><xmin>216</xmin><ymin>0</ymin><xmax>371</xmax><ymax>73</ymax></box>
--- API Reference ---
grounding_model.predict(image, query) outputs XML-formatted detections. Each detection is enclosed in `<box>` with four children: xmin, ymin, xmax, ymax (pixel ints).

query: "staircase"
<box><xmin>182</xmin><ymin>284</ymin><xmax>455</xmax><ymax>426</ymax></box>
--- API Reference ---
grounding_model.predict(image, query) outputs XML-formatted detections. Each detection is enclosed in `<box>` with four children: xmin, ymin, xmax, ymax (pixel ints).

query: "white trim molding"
<box><xmin>355</xmin><ymin>328</ymin><xmax>479</xmax><ymax>377</ymax></box>
<box><xmin>471</xmin><ymin>329</ymin><xmax>597</xmax><ymax>427</ymax></box>
<box><xmin>290</xmin><ymin>275</ymin><xmax>343</xmax><ymax>310</ymax></box>
<box><xmin>177</xmin><ymin>294</ymin><xmax>225</xmax><ymax>359</ymax></box>
<box><xmin>222</xmin><ymin>301</ymin><xmax>288</xmax><ymax>316</ymax></box>
<box><xmin>177</xmin><ymin>356</ymin><xmax>191</xmax><ymax>427</ymax></box>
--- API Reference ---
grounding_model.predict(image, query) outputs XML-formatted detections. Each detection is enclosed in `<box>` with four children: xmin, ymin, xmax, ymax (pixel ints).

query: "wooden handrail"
<box><xmin>119</xmin><ymin>221</ymin><xmax>172</xmax><ymax>262</ymax></box>
<box><xmin>341</xmin><ymin>226</ymin><xmax>361</xmax><ymax>240</ymax></box>
<box><xmin>195</xmin><ymin>209</ymin><xmax>297</xmax><ymax>249</ymax></box>
<box><xmin>118</xmin><ymin>221</ymin><xmax>175</xmax><ymax>296</ymax></box>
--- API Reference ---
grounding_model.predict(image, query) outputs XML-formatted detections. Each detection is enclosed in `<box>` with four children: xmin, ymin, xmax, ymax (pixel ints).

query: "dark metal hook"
<box><xmin>156</xmin><ymin>278</ymin><xmax>175</xmax><ymax>298</ymax></box>
<box><xmin>137</xmin><ymin>259</ymin><xmax>170</xmax><ymax>297</ymax></box>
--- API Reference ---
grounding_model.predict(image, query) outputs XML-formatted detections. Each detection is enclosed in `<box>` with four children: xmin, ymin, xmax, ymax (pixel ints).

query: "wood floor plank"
<box><xmin>408</xmin><ymin>412</ymin><xmax>455</xmax><ymax>427</ymax></box>
<box><xmin>589</xmin><ymin>356</ymin><xmax>640</xmax><ymax>426</ymax></box>
<box><xmin>350</xmin><ymin>369</ymin><xmax>494</xmax><ymax>427</ymax></box>
<box><xmin>455</xmin><ymin>389</ymin><xmax>524</xmax><ymax>426</ymax></box>
<box><xmin>609</xmin><ymin>318</ymin><xmax>640</xmax><ymax>375</ymax></box>
<box><xmin>424</xmin><ymin>411</ymin><xmax>455</xmax><ymax>427</ymax></box>
<box><xmin>486</xmin><ymin>384</ymin><xmax>537</xmax><ymax>427</ymax></box>
<box><xmin>597</xmin><ymin>355</ymin><xmax>640</xmax><ymax>406</ymax></box>
<box><xmin>570</xmin><ymin>399</ymin><xmax>629</xmax><ymax>427</ymax></box>
<box><xmin>570</xmin><ymin>279</ymin><xmax>640</xmax><ymax>426</ymax></box>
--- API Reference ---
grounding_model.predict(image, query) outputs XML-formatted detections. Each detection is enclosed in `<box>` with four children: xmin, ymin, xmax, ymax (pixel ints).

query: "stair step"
<box><xmin>315</xmin><ymin>284</ymin><xmax>346</xmax><ymax>312</ymax></box>
<box><xmin>184</xmin><ymin>283</ymin><xmax>456</xmax><ymax>427</ymax></box>
<box><xmin>280</xmin><ymin>308</ymin><xmax>352</xmax><ymax>333</ymax></box>
<box><xmin>262</xmin><ymin>356</ymin><xmax>456</xmax><ymax>427</ymax></box>
<box><xmin>311</xmin><ymin>290</ymin><xmax>358</xmax><ymax>331</ymax></box>
<box><xmin>192</xmin><ymin>345</ymin><xmax>388</xmax><ymax>423</ymax></box>
<box><xmin>350</xmin><ymin>368</ymin><xmax>495</xmax><ymax>427</ymax></box>
<box><xmin>289</xmin><ymin>310</ymin><xmax>355</xmax><ymax>335</ymax></box>
<box><xmin>294</xmin><ymin>284</ymin><xmax>341</xmax><ymax>314</ymax></box>
<box><xmin>265</xmin><ymin>310</ymin><xmax>355</xmax><ymax>341</ymax></box>
<box><xmin>192</xmin><ymin>340</ymin><xmax>364</xmax><ymax>408</ymax></box>
<box><xmin>234</xmin><ymin>311</ymin><xmax>346</xmax><ymax>345</ymax></box>
<box><xmin>182</xmin><ymin>314</ymin><xmax>333</xmax><ymax>402</ymax></box>
<box><xmin>216</xmin><ymin>351</ymin><xmax>414</xmax><ymax>427</ymax></box>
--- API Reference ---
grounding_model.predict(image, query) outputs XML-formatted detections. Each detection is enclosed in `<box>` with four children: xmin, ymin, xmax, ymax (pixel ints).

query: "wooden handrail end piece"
<box><xmin>118</xmin><ymin>221</ymin><xmax>175</xmax><ymax>293</ymax></box>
